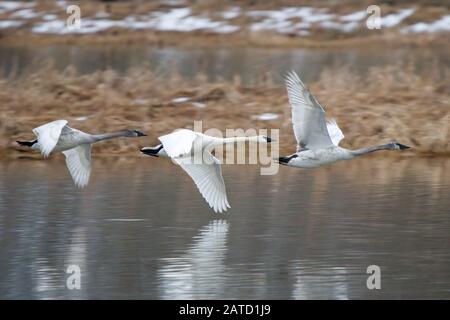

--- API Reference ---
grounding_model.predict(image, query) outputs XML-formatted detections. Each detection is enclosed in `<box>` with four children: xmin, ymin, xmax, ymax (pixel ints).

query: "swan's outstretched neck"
<box><xmin>217</xmin><ymin>135</ymin><xmax>271</xmax><ymax>145</ymax></box>
<box><xmin>90</xmin><ymin>131</ymin><xmax>129</xmax><ymax>142</ymax></box>
<box><xmin>90</xmin><ymin>129</ymin><xmax>146</xmax><ymax>142</ymax></box>
<box><xmin>350</xmin><ymin>142</ymin><xmax>410</xmax><ymax>157</ymax></box>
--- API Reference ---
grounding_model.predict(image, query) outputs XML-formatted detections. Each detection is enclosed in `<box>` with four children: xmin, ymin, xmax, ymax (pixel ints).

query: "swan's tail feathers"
<box><xmin>17</xmin><ymin>139</ymin><xmax>37</xmax><ymax>147</ymax></box>
<box><xmin>278</xmin><ymin>154</ymin><xmax>298</xmax><ymax>164</ymax></box>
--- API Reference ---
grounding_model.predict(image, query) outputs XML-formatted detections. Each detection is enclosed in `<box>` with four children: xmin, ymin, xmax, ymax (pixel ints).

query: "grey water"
<box><xmin>1</xmin><ymin>44</ymin><xmax>448</xmax><ymax>84</ymax></box>
<box><xmin>0</xmin><ymin>156</ymin><xmax>449</xmax><ymax>299</ymax></box>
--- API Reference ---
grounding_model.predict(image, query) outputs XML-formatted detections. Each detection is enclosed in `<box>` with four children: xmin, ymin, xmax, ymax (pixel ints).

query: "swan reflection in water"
<box><xmin>157</xmin><ymin>220</ymin><xmax>229</xmax><ymax>299</ymax></box>
<box><xmin>290</xmin><ymin>260</ymin><xmax>349</xmax><ymax>300</ymax></box>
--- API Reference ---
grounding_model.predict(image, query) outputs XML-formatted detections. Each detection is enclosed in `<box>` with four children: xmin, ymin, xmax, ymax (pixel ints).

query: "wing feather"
<box><xmin>174</xmin><ymin>152</ymin><xmax>230</xmax><ymax>213</ymax></box>
<box><xmin>62</xmin><ymin>144</ymin><xmax>92</xmax><ymax>188</ymax></box>
<box><xmin>32</xmin><ymin>120</ymin><xmax>68</xmax><ymax>157</ymax></box>
<box><xmin>158</xmin><ymin>129</ymin><xmax>198</xmax><ymax>158</ymax></box>
<box><xmin>285</xmin><ymin>71</ymin><xmax>334</xmax><ymax>149</ymax></box>
<box><xmin>326</xmin><ymin>118</ymin><xmax>345</xmax><ymax>146</ymax></box>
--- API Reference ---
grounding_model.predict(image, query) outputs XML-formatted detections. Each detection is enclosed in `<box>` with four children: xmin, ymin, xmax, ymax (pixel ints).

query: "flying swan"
<box><xmin>141</xmin><ymin>129</ymin><xmax>272</xmax><ymax>213</ymax></box>
<box><xmin>17</xmin><ymin>120</ymin><xmax>146</xmax><ymax>187</ymax></box>
<box><xmin>278</xmin><ymin>71</ymin><xmax>410</xmax><ymax>168</ymax></box>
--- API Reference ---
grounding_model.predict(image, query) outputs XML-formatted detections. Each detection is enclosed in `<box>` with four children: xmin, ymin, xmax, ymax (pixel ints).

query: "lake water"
<box><xmin>0</xmin><ymin>156</ymin><xmax>449</xmax><ymax>299</ymax></box>
<box><xmin>1</xmin><ymin>45</ymin><xmax>448</xmax><ymax>84</ymax></box>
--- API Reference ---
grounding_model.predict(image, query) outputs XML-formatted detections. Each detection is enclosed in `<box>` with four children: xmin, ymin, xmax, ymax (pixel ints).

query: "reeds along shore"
<box><xmin>1</xmin><ymin>60</ymin><xmax>449</xmax><ymax>158</ymax></box>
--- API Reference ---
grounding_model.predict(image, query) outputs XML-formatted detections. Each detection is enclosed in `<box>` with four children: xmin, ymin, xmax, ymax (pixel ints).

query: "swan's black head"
<box><xmin>133</xmin><ymin>130</ymin><xmax>147</xmax><ymax>137</ymax></box>
<box><xmin>140</xmin><ymin>145</ymin><xmax>163</xmax><ymax>157</ymax></box>
<box><xmin>395</xmin><ymin>143</ymin><xmax>410</xmax><ymax>150</ymax></box>
<box><xmin>263</xmin><ymin>136</ymin><xmax>273</xmax><ymax>143</ymax></box>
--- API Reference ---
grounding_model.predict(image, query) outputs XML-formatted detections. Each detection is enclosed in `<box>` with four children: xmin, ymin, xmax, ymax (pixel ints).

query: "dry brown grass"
<box><xmin>1</xmin><ymin>59</ymin><xmax>448</xmax><ymax>158</ymax></box>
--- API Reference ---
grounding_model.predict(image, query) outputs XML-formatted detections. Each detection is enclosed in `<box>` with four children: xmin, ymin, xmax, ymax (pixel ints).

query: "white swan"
<box><xmin>279</xmin><ymin>71</ymin><xmax>410</xmax><ymax>168</ymax></box>
<box><xmin>141</xmin><ymin>129</ymin><xmax>272</xmax><ymax>213</ymax></box>
<box><xmin>17</xmin><ymin>119</ymin><xmax>146</xmax><ymax>187</ymax></box>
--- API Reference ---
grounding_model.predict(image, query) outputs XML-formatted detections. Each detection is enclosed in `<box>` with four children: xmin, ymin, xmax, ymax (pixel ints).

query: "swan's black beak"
<box><xmin>264</xmin><ymin>136</ymin><xmax>273</xmax><ymax>143</ymax></box>
<box><xmin>135</xmin><ymin>130</ymin><xmax>147</xmax><ymax>137</ymax></box>
<box><xmin>140</xmin><ymin>146</ymin><xmax>161</xmax><ymax>157</ymax></box>
<box><xmin>396</xmin><ymin>143</ymin><xmax>410</xmax><ymax>150</ymax></box>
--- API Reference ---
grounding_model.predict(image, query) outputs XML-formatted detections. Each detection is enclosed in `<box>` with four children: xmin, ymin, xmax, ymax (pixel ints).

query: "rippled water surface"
<box><xmin>0</xmin><ymin>157</ymin><xmax>449</xmax><ymax>299</ymax></box>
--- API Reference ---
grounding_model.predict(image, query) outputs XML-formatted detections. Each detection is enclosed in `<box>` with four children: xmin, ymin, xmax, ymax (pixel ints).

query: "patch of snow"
<box><xmin>160</xmin><ymin>0</ymin><xmax>186</xmax><ymax>6</ymax></box>
<box><xmin>145</xmin><ymin>8</ymin><xmax>239</xmax><ymax>33</ymax></box>
<box><xmin>221</xmin><ymin>7</ymin><xmax>240</xmax><ymax>20</ymax></box>
<box><xmin>251</xmin><ymin>18</ymin><xmax>295</xmax><ymax>33</ymax></box>
<box><xmin>171</xmin><ymin>98</ymin><xmax>206</xmax><ymax>108</ymax></box>
<box><xmin>253</xmin><ymin>113</ymin><xmax>279</xmax><ymax>121</ymax></box>
<box><xmin>56</xmin><ymin>0</ymin><xmax>67</xmax><ymax>9</ymax></box>
<box><xmin>0</xmin><ymin>1</ymin><xmax>34</xmax><ymax>12</ymax></box>
<box><xmin>381</xmin><ymin>8</ymin><xmax>415</xmax><ymax>28</ymax></box>
<box><xmin>95</xmin><ymin>12</ymin><xmax>110</xmax><ymax>19</ymax></box>
<box><xmin>31</xmin><ymin>8</ymin><xmax>240</xmax><ymax>34</ymax></box>
<box><xmin>131</xmin><ymin>99</ymin><xmax>147</xmax><ymax>106</ymax></box>
<box><xmin>74</xmin><ymin>116</ymin><xmax>89</xmax><ymax>121</ymax></box>
<box><xmin>212</xmin><ymin>24</ymin><xmax>240</xmax><ymax>33</ymax></box>
<box><xmin>34</xmin><ymin>19</ymin><xmax>125</xmax><ymax>34</ymax></box>
<box><xmin>321</xmin><ymin>21</ymin><xmax>359</xmax><ymax>32</ymax></box>
<box><xmin>32</xmin><ymin>20</ymin><xmax>65</xmax><ymax>33</ymax></box>
<box><xmin>248</xmin><ymin>7</ymin><xmax>333</xmax><ymax>23</ymax></box>
<box><xmin>74</xmin><ymin>19</ymin><xmax>122</xmax><ymax>34</ymax></box>
<box><xmin>402</xmin><ymin>15</ymin><xmax>450</xmax><ymax>33</ymax></box>
<box><xmin>42</xmin><ymin>14</ymin><xmax>58</xmax><ymax>21</ymax></box>
<box><xmin>248</xmin><ymin>7</ymin><xmax>334</xmax><ymax>35</ymax></box>
<box><xmin>172</xmin><ymin>97</ymin><xmax>191</xmax><ymax>104</ymax></box>
<box><xmin>11</xmin><ymin>8</ymin><xmax>40</xmax><ymax>19</ymax></box>
<box><xmin>340</xmin><ymin>11</ymin><xmax>367</xmax><ymax>22</ymax></box>
<box><xmin>191</xmin><ymin>102</ymin><xmax>206</xmax><ymax>108</ymax></box>
<box><xmin>0</xmin><ymin>20</ymin><xmax>23</xmax><ymax>28</ymax></box>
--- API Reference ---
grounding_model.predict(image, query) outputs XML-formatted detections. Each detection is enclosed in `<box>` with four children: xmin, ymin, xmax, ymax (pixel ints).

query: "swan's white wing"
<box><xmin>62</xmin><ymin>144</ymin><xmax>92</xmax><ymax>188</ymax></box>
<box><xmin>326</xmin><ymin>118</ymin><xmax>344</xmax><ymax>146</ymax></box>
<box><xmin>32</xmin><ymin>120</ymin><xmax>68</xmax><ymax>157</ymax></box>
<box><xmin>174</xmin><ymin>152</ymin><xmax>230</xmax><ymax>213</ymax></box>
<box><xmin>158</xmin><ymin>129</ymin><xmax>198</xmax><ymax>158</ymax></box>
<box><xmin>285</xmin><ymin>71</ymin><xmax>334</xmax><ymax>150</ymax></box>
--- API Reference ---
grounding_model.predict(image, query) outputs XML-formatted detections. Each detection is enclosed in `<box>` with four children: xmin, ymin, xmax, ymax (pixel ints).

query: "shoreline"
<box><xmin>2</xmin><ymin>29</ymin><xmax>449</xmax><ymax>49</ymax></box>
<box><xmin>0</xmin><ymin>149</ymin><xmax>429</xmax><ymax>162</ymax></box>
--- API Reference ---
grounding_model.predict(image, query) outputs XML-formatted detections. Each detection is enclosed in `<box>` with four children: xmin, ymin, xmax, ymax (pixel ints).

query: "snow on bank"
<box><xmin>1</xmin><ymin>3</ymin><xmax>447</xmax><ymax>36</ymax></box>
<box><xmin>380</xmin><ymin>8</ymin><xmax>415</xmax><ymax>28</ymax></box>
<box><xmin>340</xmin><ymin>11</ymin><xmax>367</xmax><ymax>22</ymax></box>
<box><xmin>0</xmin><ymin>1</ymin><xmax>34</xmax><ymax>14</ymax></box>
<box><xmin>321</xmin><ymin>21</ymin><xmax>360</xmax><ymax>32</ymax></box>
<box><xmin>0</xmin><ymin>20</ymin><xmax>23</xmax><ymax>29</ymax></box>
<box><xmin>253</xmin><ymin>113</ymin><xmax>279</xmax><ymax>121</ymax></box>
<box><xmin>248</xmin><ymin>7</ymin><xmax>332</xmax><ymax>35</ymax></box>
<box><xmin>11</xmin><ymin>8</ymin><xmax>40</xmax><ymax>19</ymax></box>
<box><xmin>221</xmin><ymin>6</ymin><xmax>241</xmax><ymax>20</ymax></box>
<box><xmin>402</xmin><ymin>15</ymin><xmax>450</xmax><ymax>33</ymax></box>
<box><xmin>32</xmin><ymin>7</ymin><xmax>240</xmax><ymax>34</ymax></box>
